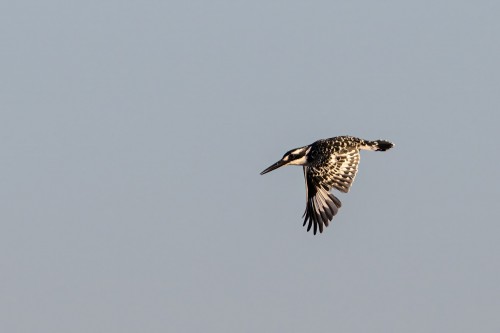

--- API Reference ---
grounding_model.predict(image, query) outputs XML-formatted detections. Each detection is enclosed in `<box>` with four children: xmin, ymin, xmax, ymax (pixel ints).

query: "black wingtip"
<box><xmin>303</xmin><ymin>190</ymin><xmax>342</xmax><ymax>235</ymax></box>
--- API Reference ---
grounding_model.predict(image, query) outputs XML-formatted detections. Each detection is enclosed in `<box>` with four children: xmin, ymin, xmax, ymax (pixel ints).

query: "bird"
<box><xmin>260</xmin><ymin>136</ymin><xmax>394</xmax><ymax>235</ymax></box>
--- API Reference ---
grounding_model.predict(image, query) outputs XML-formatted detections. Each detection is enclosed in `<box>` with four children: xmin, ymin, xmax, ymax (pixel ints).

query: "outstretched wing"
<box><xmin>302</xmin><ymin>166</ymin><xmax>342</xmax><ymax>235</ymax></box>
<box><xmin>302</xmin><ymin>148</ymin><xmax>361</xmax><ymax>234</ymax></box>
<box><xmin>327</xmin><ymin>148</ymin><xmax>361</xmax><ymax>193</ymax></box>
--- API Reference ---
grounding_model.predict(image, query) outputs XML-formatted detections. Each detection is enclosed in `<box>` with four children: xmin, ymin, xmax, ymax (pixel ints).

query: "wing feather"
<box><xmin>302</xmin><ymin>167</ymin><xmax>342</xmax><ymax>235</ymax></box>
<box><xmin>327</xmin><ymin>149</ymin><xmax>361</xmax><ymax>193</ymax></box>
<box><xmin>302</xmin><ymin>148</ymin><xmax>361</xmax><ymax>234</ymax></box>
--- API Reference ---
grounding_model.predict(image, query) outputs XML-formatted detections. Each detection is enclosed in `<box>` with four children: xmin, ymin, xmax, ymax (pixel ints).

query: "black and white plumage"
<box><xmin>260</xmin><ymin>136</ymin><xmax>394</xmax><ymax>235</ymax></box>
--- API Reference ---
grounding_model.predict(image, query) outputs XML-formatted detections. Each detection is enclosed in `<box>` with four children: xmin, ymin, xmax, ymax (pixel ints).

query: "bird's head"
<box><xmin>260</xmin><ymin>146</ymin><xmax>311</xmax><ymax>175</ymax></box>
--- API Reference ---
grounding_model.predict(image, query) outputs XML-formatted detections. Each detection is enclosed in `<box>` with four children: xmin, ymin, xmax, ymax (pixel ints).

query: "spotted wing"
<box><xmin>327</xmin><ymin>148</ymin><xmax>361</xmax><ymax>193</ymax></box>
<box><xmin>302</xmin><ymin>166</ymin><xmax>342</xmax><ymax>235</ymax></box>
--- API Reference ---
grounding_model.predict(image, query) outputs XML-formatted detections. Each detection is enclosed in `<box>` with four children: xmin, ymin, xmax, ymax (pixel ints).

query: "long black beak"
<box><xmin>260</xmin><ymin>159</ymin><xmax>288</xmax><ymax>175</ymax></box>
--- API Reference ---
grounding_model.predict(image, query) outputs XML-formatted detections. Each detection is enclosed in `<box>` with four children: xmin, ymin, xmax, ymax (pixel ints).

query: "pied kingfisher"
<box><xmin>260</xmin><ymin>136</ymin><xmax>394</xmax><ymax>235</ymax></box>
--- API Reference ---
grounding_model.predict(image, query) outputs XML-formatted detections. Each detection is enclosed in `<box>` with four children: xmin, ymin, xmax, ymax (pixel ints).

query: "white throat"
<box><xmin>287</xmin><ymin>155</ymin><xmax>308</xmax><ymax>165</ymax></box>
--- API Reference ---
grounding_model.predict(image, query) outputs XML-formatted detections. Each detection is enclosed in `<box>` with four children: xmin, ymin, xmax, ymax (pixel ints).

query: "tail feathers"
<box><xmin>361</xmin><ymin>139</ymin><xmax>394</xmax><ymax>151</ymax></box>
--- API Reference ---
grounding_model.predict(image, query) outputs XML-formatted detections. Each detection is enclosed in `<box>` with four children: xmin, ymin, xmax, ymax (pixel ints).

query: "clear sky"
<box><xmin>1</xmin><ymin>1</ymin><xmax>499</xmax><ymax>332</ymax></box>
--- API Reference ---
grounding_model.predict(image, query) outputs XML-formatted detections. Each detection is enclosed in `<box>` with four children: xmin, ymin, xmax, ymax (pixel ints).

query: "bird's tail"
<box><xmin>360</xmin><ymin>139</ymin><xmax>394</xmax><ymax>151</ymax></box>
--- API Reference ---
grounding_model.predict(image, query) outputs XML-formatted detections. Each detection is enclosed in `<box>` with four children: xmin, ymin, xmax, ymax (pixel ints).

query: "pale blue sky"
<box><xmin>1</xmin><ymin>1</ymin><xmax>499</xmax><ymax>332</ymax></box>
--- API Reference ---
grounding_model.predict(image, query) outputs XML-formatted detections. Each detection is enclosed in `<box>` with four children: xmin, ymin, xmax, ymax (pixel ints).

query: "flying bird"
<box><xmin>260</xmin><ymin>136</ymin><xmax>394</xmax><ymax>235</ymax></box>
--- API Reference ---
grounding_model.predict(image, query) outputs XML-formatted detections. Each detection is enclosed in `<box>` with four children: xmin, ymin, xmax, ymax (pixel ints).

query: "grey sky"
<box><xmin>1</xmin><ymin>1</ymin><xmax>499</xmax><ymax>332</ymax></box>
